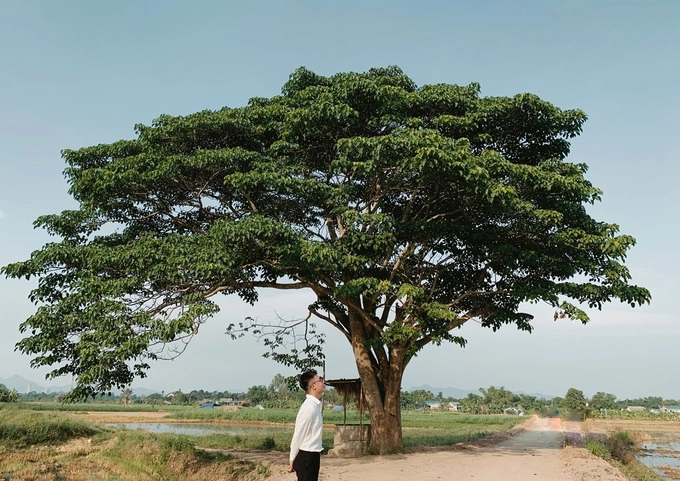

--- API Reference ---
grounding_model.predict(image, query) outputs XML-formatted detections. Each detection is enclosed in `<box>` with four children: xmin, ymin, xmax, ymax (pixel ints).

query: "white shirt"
<box><xmin>289</xmin><ymin>394</ymin><xmax>323</xmax><ymax>462</ymax></box>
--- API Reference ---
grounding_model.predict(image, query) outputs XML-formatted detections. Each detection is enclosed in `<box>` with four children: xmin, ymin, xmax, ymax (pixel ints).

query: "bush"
<box><xmin>606</xmin><ymin>431</ymin><xmax>636</xmax><ymax>465</ymax></box>
<box><xmin>585</xmin><ymin>438</ymin><xmax>612</xmax><ymax>460</ymax></box>
<box><xmin>257</xmin><ymin>436</ymin><xmax>277</xmax><ymax>450</ymax></box>
<box><xmin>0</xmin><ymin>384</ymin><xmax>18</xmax><ymax>403</ymax></box>
<box><xmin>585</xmin><ymin>431</ymin><xmax>637</xmax><ymax>465</ymax></box>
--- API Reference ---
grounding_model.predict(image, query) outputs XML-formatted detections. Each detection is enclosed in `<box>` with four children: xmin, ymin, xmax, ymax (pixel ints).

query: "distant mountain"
<box><xmin>0</xmin><ymin>375</ymin><xmax>57</xmax><ymax>393</ymax></box>
<box><xmin>0</xmin><ymin>375</ymin><xmax>159</xmax><ymax>396</ymax></box>
<box><xmin>131</xmin><ymin>386</ymin><xmax>160</xmax><ymax>396</ymax></box>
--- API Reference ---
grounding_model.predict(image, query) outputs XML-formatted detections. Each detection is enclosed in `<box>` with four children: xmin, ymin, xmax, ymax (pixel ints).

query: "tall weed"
<box><xmin>0</xmin><ymin>409</ymin><xmax>100</xmax><ymax>447</ymax></box>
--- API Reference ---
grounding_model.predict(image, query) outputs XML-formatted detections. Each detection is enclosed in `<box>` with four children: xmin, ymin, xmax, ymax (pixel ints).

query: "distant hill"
<box><xmin>0</xmin><ymin>374</ymin><xmax>66</xmax><ymax>393</ymax></box>
<box><xmin>0</xmin><ymin>375</ymin><xmax>159</xmax><ymax>397</ymax></box>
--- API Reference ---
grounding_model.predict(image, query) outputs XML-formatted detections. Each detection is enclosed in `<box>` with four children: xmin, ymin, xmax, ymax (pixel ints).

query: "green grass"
<box><xmin>168</xmin><ymin>409</ymin><xmax>523</xmax><ymax>451</ymax></box>
<box><xmin>6</xmin><ymin>401</ymin><xmax>174</xmax><ymax>413</ymax></box>
<box><xmin>0</xmin><ymin>408</ymin><xmax>102</xmax><ymax>447</ymax></box>
<box><xmin>1</xmin><ymin>403</ymin><xmax>524</xmax><ymax>453</ymax></box>
<box><xmin>401</xmin><ymin>412</ymin><xmax>522</xmax><ymax>447</ymax></box>
<box><xmin>168</xmin><ymin>407</ymin><xmax>300</xmax><ymax>423</ymax></box>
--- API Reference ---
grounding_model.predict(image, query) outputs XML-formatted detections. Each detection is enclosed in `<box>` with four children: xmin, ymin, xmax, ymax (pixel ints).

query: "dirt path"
<box><xmin>263</xmin><ymin>416</ymin><xmax>629</xmax><ymax>481</ymax></box>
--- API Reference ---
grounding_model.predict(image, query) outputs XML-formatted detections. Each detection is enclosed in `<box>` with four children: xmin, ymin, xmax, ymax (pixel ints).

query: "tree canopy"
<box><xmin>0</xmin><ymin>384</ymin><xmax>18</xmax><ymax>403</ymax></box>
<box><xmin>3</xmin><ymin>66</ymin><xmax>650</xmax><ymax>452</ymax></box>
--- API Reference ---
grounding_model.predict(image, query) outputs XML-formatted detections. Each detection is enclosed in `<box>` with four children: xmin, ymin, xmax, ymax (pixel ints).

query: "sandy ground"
<box><xmin>263</xmin><ymin>416</ymin><xmax>629</xmax><ymax>481</ymax></box>
<box><xmin>73</xmin><ymin>412</ymin><xmax>629</xmax><ymax>481</ymax></box>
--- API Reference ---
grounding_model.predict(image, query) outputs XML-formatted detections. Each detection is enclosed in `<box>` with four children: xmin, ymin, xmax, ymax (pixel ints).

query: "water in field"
<box><xmin>637</xmin><ymin>440</ymin><xmax>680</xmax><ymax>481</ymax></box>
<box><xmin>103</xmin><ymin>422</ymin><xmax>290</xmax><ymax>437</ymax></box>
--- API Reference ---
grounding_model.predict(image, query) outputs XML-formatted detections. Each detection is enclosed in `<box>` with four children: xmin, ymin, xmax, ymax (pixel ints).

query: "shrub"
<box><xmin>585</xmin><ymin>431</ymin><xmax>637</xmax><ymax>465</ymax></box>
<box><xmin>585</xmin><ymin>438</ymin><xmax>611</xmax><ymax>461</ymax></box>
<box><xmin>606</xmin><ymin>431</ymin><xmax>636</xmax><ymax>465</ymax></box>
<box><xmin>0</xmin><ymin>384</ymin><xmax>18</xmax><ymax>403</ymax></box>
<box><xmin>257</xmin><ymin>436</ymin><xmax>277</xmax><ymax>450</ymax></box>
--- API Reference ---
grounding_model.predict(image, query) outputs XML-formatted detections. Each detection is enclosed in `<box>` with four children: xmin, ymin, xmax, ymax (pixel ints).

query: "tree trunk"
<box><xmin>364</xmin><ymin>377</ymin><xmax>403</xmax><ymax>454</ymax></box>
<box><xmin>348</xmin><ymin>309</ymin><xmax>405</xmax><ymax>454</ymax></box>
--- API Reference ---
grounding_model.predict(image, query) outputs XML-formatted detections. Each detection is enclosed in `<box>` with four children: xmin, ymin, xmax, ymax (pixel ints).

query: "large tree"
<box><xmin>3</xmin><ymin>66</ymin><xmax>649</xmax><ymax>453</ymax></box>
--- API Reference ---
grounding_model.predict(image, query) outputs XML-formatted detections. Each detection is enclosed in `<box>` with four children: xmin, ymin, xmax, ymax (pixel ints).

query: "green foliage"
<box><xmin>257</xmin><ymin>436</ymin><xmax>277</xmax><ymax>450</ymax></box>
<box><xmin>459</xmin><ymin>385</ymin><xmax>525</xmax><ymax>414</ymax></box>
<box><xmin>589</xmin><ymin>409</ymin><xmax>678</xmax><ymax>421</ymax></box>
<box><xmin>585</xmin><ymin>437</ymin><xmax>612</xmax><ymax>460</ymax></box>
<box><xmin>590</xmin><ymin>391</ymin><xmax>618</xmax><ymax>410</ymax></box>
<box><xmin>2</xmin><ymin>65</ymin><xmax>650</xmax><ymax>452</ymax></box>
<box><xmin>0</xmin><ymin>384</ymin><xmax>18</xmax><ymax>403</ymax></box>
<box><xmin>245</xmin><ymin>385</ymin><xmax>268</xmax><ymax>406</ymax></box>
<box><xmin>400</xmin><ymin>389</ymin><xmax>436</xmax><ymax>409</ymax></box>
<box><xmin>606</xmin><ymin>431</ymin><xmax>636</xmax><ymax>464</ymax></box>
<box><xmin>562</xmin><ymin>387</ymin><xmax>587</xmax><ymax>412</ymax></box>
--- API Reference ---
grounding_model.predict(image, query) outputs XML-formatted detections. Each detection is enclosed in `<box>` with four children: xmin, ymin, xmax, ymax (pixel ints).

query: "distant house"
<box><xmin>661</xmin><ymin>405</ymin><xmax>680</xmax><ymax>414</ymax></box>
<box><xmin>503</xmin><ymin>405</ymin><xmax>525</xmax><ymax>416</ymax></box>
<box><xmin>447</xmin><ymin>402</ymin><xmax>460</xmax><ymax>412</ymax></box>
<box><xmin>625</xmin><ymin>406</ymin><xmax>646</xmax><ymax>412</ymax></box>
<box><xmin>424</xmin><ymin>400</ymin><xmax>441</xmax><ymax>410</ymax></box>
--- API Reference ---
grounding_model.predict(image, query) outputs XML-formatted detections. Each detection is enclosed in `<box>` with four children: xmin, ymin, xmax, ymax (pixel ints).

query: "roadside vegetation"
<box><xmin>563</xmin><ymin>430</ymin><xmax>665</xmax><ymax>481</ymax></box>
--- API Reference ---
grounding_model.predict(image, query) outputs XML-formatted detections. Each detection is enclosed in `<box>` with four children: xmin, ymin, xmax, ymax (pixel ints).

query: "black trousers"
<box><xmin>293</xmin><ymin>450</ymin><xmax>321</xmax><ymax>481</ymax></box>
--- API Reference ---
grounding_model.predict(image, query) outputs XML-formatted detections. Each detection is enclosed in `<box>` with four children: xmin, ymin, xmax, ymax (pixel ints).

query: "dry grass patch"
<box><xmin>0</xmin><ymin>409</ymin><xmax>271</xmax><ymax>481</ymax></box>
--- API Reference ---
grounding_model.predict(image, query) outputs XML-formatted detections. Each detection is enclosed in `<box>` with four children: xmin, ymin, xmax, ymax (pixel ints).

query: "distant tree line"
<box><xmin>12</xmin><ymin>378</ymin><xmax>678</xmax><ymax>414</ymax></box>
<box><xmin>403</xmin><ymin>385</ymin><xmax>678</xmax><ymax>415</ymax></box>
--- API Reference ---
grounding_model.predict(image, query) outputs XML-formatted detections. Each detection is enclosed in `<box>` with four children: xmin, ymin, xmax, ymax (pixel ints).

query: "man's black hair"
<box><xmin>299</xmin><ymin>370</ymin><xmax>318</xmax><ymax>391</ymax></box>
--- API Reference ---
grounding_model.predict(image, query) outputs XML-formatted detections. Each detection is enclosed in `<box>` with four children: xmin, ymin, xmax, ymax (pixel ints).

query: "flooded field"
<box><xmin>639</xmin><ymin>440</ymin><xmax>680</xmax><ymax>480</ymax></box>
<box><xmin>583</xmin><ymin>418</ymin><xmax>680</xmax><ymax>480</ymax></box>
<box><xmin>103</xmin><ymin>421</ymin><xmax>291</xmax><ymax>437</ymax></box>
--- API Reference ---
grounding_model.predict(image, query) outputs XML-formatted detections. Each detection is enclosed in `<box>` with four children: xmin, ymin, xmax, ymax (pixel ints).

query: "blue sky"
<box><xmin>1</xmin><ymin>0</ymin><xmax>678</xmax><ymax>400</ymax></box>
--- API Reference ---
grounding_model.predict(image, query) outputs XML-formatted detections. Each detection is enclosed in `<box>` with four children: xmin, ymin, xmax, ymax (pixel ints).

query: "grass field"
<box><xmin>0</xmin><ymin>403</ymin><xmax>524</xmax><ymax>480</ymax></box>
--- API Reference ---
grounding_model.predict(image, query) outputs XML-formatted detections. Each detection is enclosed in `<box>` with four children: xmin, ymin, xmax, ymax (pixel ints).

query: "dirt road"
<box><xmin>264</xmin><ymin>416</ymin><xmax>629</xmax><ymax>481</ymax></box>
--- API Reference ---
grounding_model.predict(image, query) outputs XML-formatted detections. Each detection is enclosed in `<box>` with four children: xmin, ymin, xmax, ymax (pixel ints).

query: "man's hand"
<box><xmin>288</xmin><ymin>461</ymin><xmax>295</xmax><ymax>473</ymax></box>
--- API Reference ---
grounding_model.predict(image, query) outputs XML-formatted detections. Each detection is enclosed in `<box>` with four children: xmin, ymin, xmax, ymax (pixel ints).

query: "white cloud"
<box><xmin>0</xmin><ymin>209</ymin><xmax>6</xmax><ymax>219</ymax></box>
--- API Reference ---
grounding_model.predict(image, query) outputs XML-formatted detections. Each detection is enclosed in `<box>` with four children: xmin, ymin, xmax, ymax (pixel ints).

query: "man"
<box><xmin>288</xmin><ymin>369</ymin><xmax>325</xmax><ymax>481</ymax></box>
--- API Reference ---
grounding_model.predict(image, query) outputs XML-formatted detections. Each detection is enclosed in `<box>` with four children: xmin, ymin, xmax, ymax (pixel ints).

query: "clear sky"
<box><xmin>1</xmin><ymin>0</ymin><xmax>678</xmax><ymax>401</ymax></box>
